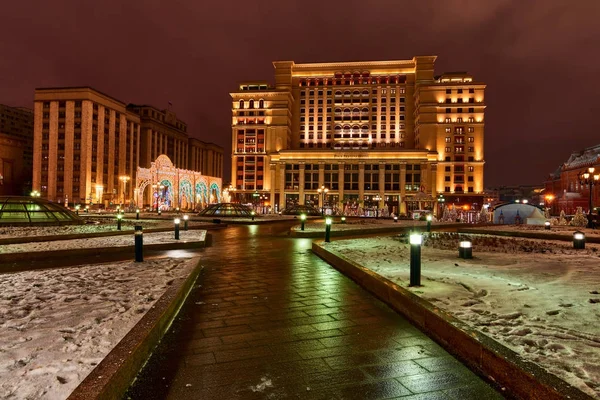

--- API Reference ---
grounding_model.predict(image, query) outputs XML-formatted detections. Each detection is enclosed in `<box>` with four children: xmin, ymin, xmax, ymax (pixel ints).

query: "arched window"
<box><xmin>249</xmin><ymin>99</ymin><xmax>255</xmax><ymax>109</ymax></box>
<box><xmin>239</xmin><ymin>100</ymin><xmax>244</xmax><ymax>109</ymax></box>
<box><xmin>352</xmin><ymin>108</ymin><xmax>360</xmax><ymax>114</ymax></box>
<box><xmin>353</xmin><ymin>90</ymin><xmax>360</xmax><ymax>96</ymax></box>
<box><xmin>344</xmin><ymin>90</ymin><xmax>351</xmax><ymax>96</ymax></box>
<box><xmin>258</xmin><ymin>99</ymin><xmax>264</xmax><ymax>108</ymax></box>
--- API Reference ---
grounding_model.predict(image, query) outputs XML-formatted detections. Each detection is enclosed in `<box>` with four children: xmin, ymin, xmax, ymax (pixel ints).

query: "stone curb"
<box><xmin>312</xmin><ymin>242</ymin><xmax>594</xmax><ymax>400</ymax></box>
<box><xmin>0</xmin><ymin>238</ymin><xmax>206</xmax><ymax>264</ymax></box>
<box><xmin>458</xmin><ymin>228</ymin><xmax>600</xmax><ymax>244</ymax></box>
<box><xmin>67</xmin><ymin>260</ymin><xmax>203</xmax><ymax>400</ymax></box>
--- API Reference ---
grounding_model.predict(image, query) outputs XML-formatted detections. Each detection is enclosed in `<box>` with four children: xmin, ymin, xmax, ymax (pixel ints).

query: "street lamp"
<box><xmin>578</xmin><ymin>167</ymin><xmax>600</xmax><ymax>228</ymax></box>
<box><xmin>119</xmin><ymin>175</ymin><xmax>130</xmax><ymax>207</ymax></box>
<box><xmin>30</xmin><ymin>190</ymin><xmax>40</xmax><ymax>197</ymax></box>
<box><xmin>373</xmin><ymin>194</ymin><xmax>382</xmax><ymax>219</ymax></box>
<box><xmin>317</xmin><ymin>185</ymin><xmax>329</xmax><ymax>216</ymax></box>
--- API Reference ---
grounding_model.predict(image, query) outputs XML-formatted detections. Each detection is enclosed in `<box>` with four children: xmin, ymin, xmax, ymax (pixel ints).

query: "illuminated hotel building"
<box><xmin>230</xmin><ymin>56</ymin><xmax>485</xmax><ymax>215</ymax></box>
<box><xmin>33</xmin><ymin>87</ymin><xmax>223</xmax><ymax>206</ymax></box>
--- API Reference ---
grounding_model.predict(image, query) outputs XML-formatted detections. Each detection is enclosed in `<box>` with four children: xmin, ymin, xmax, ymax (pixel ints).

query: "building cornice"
<box><xmin>270</xmin><ymin>149</ymin><xmax>438</xmax><ymax>162</ymax></box>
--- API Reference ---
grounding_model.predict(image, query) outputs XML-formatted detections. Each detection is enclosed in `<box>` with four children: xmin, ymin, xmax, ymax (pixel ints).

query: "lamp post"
<box><xmin>183</xmin><ymin>214</ymin><xmax>189</xmax><ymax>230</ymax></box>
<box><xmin>119</xmin><ymin>175</ymin><xmax>130</xmax><ymax>207</ymax></box>
<box><xmin>325</xmin><ymin>217</ymin><xmax>332</xmax><ymax>242</ymax></box>
<box><xmin>426</xmin><ymin>214</ymin><xmax>432</xmax><ymax>232</ymax></box>
<box><xmin>458</xmin><ymin>239</ymin><xmax>472</xmax><ymax>259</ymax></box>
<box><xmin>116</xmin><ymin>214</ymin><xmax>123</xmax><ymax>231</ymax></box>
<box><xmin>174</xmin><ymin>218</ymin><xmax>180</xmax><ymax>240</ymax></box>
<box><xmin>75</xmin><ymin>205</ymin><xmax>80</xmax><ymax>215</ymax></box>
<box><xmin>437</xmin><ymin>194</ymin><xmax>445</xmax><ymax>219</ymax></box>
<box><xmin>578</xmin><ymin>167</ymin><xmax>600</xmax><ymax>229</ymax></box>
<box><xmin>134</xmin><ymin>225</ymin><xmax>143</xmax><ymax>262</ymax></box>
<box><xmin>30</xmin><ymin>190</ymin><xmax>40</xmax><ymax>197</ymax></box>
<box><xmin>409</xmin><ymin>233</ymin><xmax>422</xmax><ymax>287</ymax></box>
<box><xmin>136</xmin><ymin>208</ymin><xmax>140</xmax><ymax>220</ymax></box>
<box><xmin>373</xmin><ymin>194</ymin><xmax>382</xmax><ymax>219</ymax></box>
<box><xmin>300</xmin><ymin>214</ymin><xmax>306</xmax><ymax>231</ymax></box>
<box><xmin>573</xmin><ymin>231</ymin><xmax>585</xmax><ymax>249</ymax></box>
<box><xmin>317</xmin><ymin>185</ymin><xmax>329</xmax><ymax>216</ymax></box>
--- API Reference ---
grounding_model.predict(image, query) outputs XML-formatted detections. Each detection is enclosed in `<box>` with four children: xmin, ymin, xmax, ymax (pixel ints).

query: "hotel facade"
<box><xmin>33</xmin><ymin>87</ymin><xmax>223</xmax><ymax>208</ymax></box>
<box><xmin>230</xmin><ymin>56</ymin><xmax>486</xmax><ymax>215</ymax></box>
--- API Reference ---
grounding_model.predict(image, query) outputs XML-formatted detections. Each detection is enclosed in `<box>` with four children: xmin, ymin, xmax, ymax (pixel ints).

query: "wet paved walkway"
<box><xmin>127</xmin><ymin>222</ymin><xmax>503</xmax><ymax>399</ymax></box>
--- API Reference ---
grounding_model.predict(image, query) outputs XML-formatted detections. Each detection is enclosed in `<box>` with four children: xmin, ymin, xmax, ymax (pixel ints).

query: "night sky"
<box><xmin>1</xmin><ymin>0</ymin><xmax>599</xmax><ymax>187</ymax></box>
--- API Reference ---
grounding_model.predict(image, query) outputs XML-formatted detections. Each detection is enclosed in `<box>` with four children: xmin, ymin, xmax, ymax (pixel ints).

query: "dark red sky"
<box><xmin>1</xmin><ymin>0</ymin><xmax>599</xmax><ymax>186</ymax></box>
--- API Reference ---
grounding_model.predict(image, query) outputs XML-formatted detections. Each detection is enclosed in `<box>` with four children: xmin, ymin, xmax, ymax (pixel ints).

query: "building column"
<box><xmin>270</xmin><ymin>163</ymin><xmax>276</xmax><ymax>212</ymax></box>
<box><xmin>400</xmin><ymin>162</ymin><xmax>407</xmax><ymax>215</ymax></box>
<box><xmin>430</xmin><ymin>163</ymin><xmax>438</xmax><ymax>199</ymax></box>
<box><xmin>299</xmin><ymin>163</ymin><xmax>305</xmax><ymax>205</ymax></box>
<box><xmin>358</xmin><ymin>162</ymin><xmax>365</xmax><ymax>207</ymax></box>
<box><xmin>279</xmin><ymin>162</ymin><xmax>286</xmax><ymax>211</ymax></box>
<box><xmin>338</xmin><ymin>162</ymin><xmax>345</xmax><ymax>210</ymax></box>
<box><xmin>47</xmin><ymin>101</ymin><xmax>58</xmax><ymax>201</ymax></box>
<box><xmin>378</xmin><ymin>161</ymin><xmax>386</xmax><ymax>209</ymax></box>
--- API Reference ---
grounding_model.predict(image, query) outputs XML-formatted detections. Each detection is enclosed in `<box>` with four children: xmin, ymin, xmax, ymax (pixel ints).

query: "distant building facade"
<box><xmin>230</xmin><ymin>57</ymin><xmax>486</xmax><ymax>215</ymax></box>
<box><xmin>545</xmin><ymin>144</ymin><xmax>600</xmax><ymax>215</ymax></box>
<box><xmin>32</xmin><ymin>87</ymin><xmax>223</xmax><ymax>208</ymax></box>
<box><xmin>0</xmin><ymin>104</ymin><xmax>34</xmax><ymax>195</ymax></box>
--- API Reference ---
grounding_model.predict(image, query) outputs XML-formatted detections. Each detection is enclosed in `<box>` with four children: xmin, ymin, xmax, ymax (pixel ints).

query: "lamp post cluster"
<box><xmin>119</xmin><ymin>175</ymin><xmax>130</xmax><ymax>207</ymax></box>
<box><xmin>578</xmin><ymin>167</ymin><xmax>599</xmax><ymax>229</ymax></box>
<box><xmin>317</xmin><ymin>185</ymin><xmax>329</xmax><ymax>216</ymax></box>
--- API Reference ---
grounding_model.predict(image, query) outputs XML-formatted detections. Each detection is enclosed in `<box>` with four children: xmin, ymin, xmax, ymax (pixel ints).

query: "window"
<box><xmin>468</xmin><ymin>176</ymin><xmax>474</xmax><ymax>182</ymax></box>
<box><xmin>457</xmin><ymin>118</ymin><xmax>463</xmax><ymax>123</ymax></box>
<box><xmin>469</xmin><ymin>88</ymin><xmax>475</xmax><ymax>93</ymax></box>
<box><xmin>468</xmin><ymin>187</ymin><xmax>474</xmax><ymax>193</ymax></box>
<box><xmin>445</xmin><ymin>98</ymin><xmax>451</xmax><ymax>104</ymax></box>
<box><xmin>468</xmin><ymin>117</ymin><xmax>475</xmax><ymax>123</ymax></box>
<box><xmin>469</xmin><ymin>98</ymin><xmax>474</xmax><ymax>103</ymax></box>
<box><xmin>458</xmin><ymin>89</ymin><xmax>463</xmax><ymax>94</ymax></box>
<box><xmin>445</xmin><ymin>137</ymin><xmax>451</xmax><ymax>143</ymax></box>
<box><xmin>468</xmin><ymin>127</ymin><xmax>474</xmax><ymax>133</ymax></box>
<box><xmin>445</xmin><ymin>118</ymin><xmax>451</xmax><ymax>123</ymax></box>
<box><xmin>468</xmin><ymin>108</ymin><xmax>474</xmax><ymax>113</ymax></box>
<box><xmin>446</xmin><ymin>89</ymin><xmax>451</xmax><ymax>94</ymax></box>
<box><xmin>445</xmin><ymin>186</ymin><xmax>450</xmax><ymax>192</ymax></box>
<box><xmin>445</xmin><ymin>166</ymin><xmax>451</xmax><ymax>172</ymax></box>
<box><xmin>445</xmin><ymin>127</ymin><xmax>451</xmax><ymax>133</ymax></box>
<box><xmin>445</xmin><ymin>147</ymin><xmax>451</xmax><ymax>152</ymax></box>
<box><xmin>445</xmin><ymin>108</ymin><xmax>451</xmax><ymax>113</ymax></box>
<box><xmin>468</xmin><ymin>166</ymin><xmax>474</xmax><ymax>172</ymax></box>
<box><xmin>468</xmin><ymin>147</ymin><xmax>474</xmax><ymax>152</ymax></box>
<box><xmin>399</xmin><ymin>97</ymin><xmax>405</xmax><ymax>103</ymax></box>
<box><xmin>468</xmin><ymin>137</ymin><xmax>474</xmax><ymax>142</ymax></box>
<box><xmin>457</xmin><ymin>108</ymin><xmax>462</xmax><ymax>113</ymax></box>
<box><xmin>445</xmin><ymin>176</ymin><xmax>451</xmax><ymax>182</ymax></box>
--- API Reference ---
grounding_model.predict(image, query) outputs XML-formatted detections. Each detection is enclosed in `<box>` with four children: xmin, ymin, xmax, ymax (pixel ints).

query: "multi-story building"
<box><xmin>188</xmin><ymin>138</ymin><xmax>224</xmax><ymax>179</ymax></box>
<box><xmin>0</xmin><ymin>104</ymin><xmax>34</xmax><ymax>195</ymax></box>
<box><xmin>230</xmin><ymin>57</ymin><xmax>486</xmax><ymax>215</ymax></box>
<box><xmin>544</xmin><ymin>144</ymin><xmax>600</xmax><ymax>215</ymax></box>
<box><xmin>32</xmin><ymin>87</ymin><xmax>223</xmax><ymax>208</ymax></box>
<box><xmin>33</xmin><ymin>87</ymin><xmax>142</xmax><ymax>205</ymax></box>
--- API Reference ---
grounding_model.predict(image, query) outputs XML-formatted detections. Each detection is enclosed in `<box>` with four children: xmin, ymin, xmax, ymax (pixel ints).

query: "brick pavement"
<box><xmin>127</xmin><ymin>223</ymin><xmax>503</xmax><ymax>399</ymax></box>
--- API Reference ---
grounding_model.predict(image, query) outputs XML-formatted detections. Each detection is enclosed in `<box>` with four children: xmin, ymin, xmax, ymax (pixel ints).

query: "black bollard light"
<box><xmin>183</xmin><ymin>214</ymin><xmax>189</xmax><ymax>231</ymax></box>
<box><xmin>393</xmin><ymin>216</ymin><xmax>398</xmax><ymax>223</ymax></box>
<box><xmin>426</xmin><ymin>214</ymin><xmax>432</xmax><ymax>232</ymax></box>
<box><xmin>85</xmin><ymin>205</ymin><xmax>89</xmax><ymax>213</ymax></box>
<box><xmin>136</xmin><ymin>209</ymin><xmax>140</xmax><ymax>220</ymax></box>
<box><xmin>158</xmin><ymin>209</ymin><xmax>162</xmax><ymax>216</ymax></box>
<box><xmin>341</xmin><ymin>216</ymin><xmax>346</xmax><ymax>224</ymax></box>
<box><xmin>573</xmin><ymin>231</ymin><xmax>585</xmax><ymax>249</ymax></box>
<box><xmin>75</xmin><ymin>205</ymin><xmax>80</xmax><ymax>215</ymax></box>
<box><xmin>134</xmin><ymin>225</ymin><xmax>143</xmax><ymax>262</ymax></box>
<box><xmin>458</xmin><ymin>239</ymin><xmax>472</xmax><ymax>259</ymax></box>
<box><xmin>117</xmin><ymin>213</ymin><xmax>123</xmax><ymax>231</ymax></box>
<box><xmin>325</xmin><ymin>217</ymin><xmax>332</xmax><ymax>242</ymax></box>
<box><xmin>544</xmin><ymin>221</ymin><xmax>551</xmax><ymax>230</ymax></box>
<box><xmin>174</xmin><ymin>218</ymin><xmax>180</xmax><ymax>240</ymax></box>
<box><xmin>251</xmin><ymin>211</ymin><xmax>255</xmax><ymax>221</ymax></box>
<box><xmin>300</xmin><ymin>214</ymin><xmax>306</xmax><ymax>231</ymax></box>
<box><xmin>409</xmin><ymin>232</ymin><xmax>422</xmax><ymax>287</ymax></box>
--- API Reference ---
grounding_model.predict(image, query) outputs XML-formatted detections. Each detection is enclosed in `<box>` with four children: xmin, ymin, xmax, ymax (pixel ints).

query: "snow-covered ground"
<box><xmin>0</xmin><ymin>257</ymin><xmax>199</xmax><ymax>399</ymax></box>
<box><xmin>293</xmin><ymin>218</ymin><xmax>431</xmax><ymax>232</ymax></box>
<box><xmin>323</xmin><ymin>233</ymin><xmax>600</xmax><ymax>398</ymax></box>
<box><xmin>0</xmin><ymin>230</ymin><xmax>206</xmax><ymax>255</ymax></box>
<box><xmin>0</xmin><ymin>218</ymin><xmax>174</xmax><ymax>239</ymax></box>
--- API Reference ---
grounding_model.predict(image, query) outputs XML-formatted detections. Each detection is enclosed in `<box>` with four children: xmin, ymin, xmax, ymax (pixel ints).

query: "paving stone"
<box><xmin>126</xmin><ymin>223</ymin><xmax>503</xmax><ymax>400</ymax></box>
